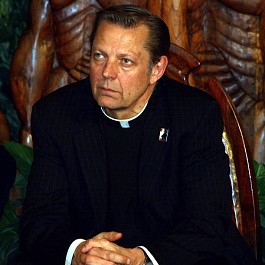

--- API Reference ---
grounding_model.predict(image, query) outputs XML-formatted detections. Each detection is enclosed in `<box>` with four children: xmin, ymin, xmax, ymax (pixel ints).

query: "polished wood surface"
<box><xmin>166</xmin><ymin>43</ymin><xmax>200</xmax><ymax>84</ymax></box>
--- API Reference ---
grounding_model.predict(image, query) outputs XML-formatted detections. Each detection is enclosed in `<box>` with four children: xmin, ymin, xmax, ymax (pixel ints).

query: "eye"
<box><xmin>94</xmin><ymin>52</ymin><xmax>104</xmax><ymax>60</ymax></box>
<box><xmin>121</xmin><ymin>58</ymin><xmax>133</xmax><ymax>66</ymax></box>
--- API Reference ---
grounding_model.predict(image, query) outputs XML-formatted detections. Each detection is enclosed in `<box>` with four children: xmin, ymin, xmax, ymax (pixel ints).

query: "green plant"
<box><xmin>0</xmin><ymin>141</ymin><xmax>33</xmax><ymax>264</ymax></box>
<box><xmin>253</xmin><ymin>160</ymin><xmax>265</xmax><ymax>263</ymax></box>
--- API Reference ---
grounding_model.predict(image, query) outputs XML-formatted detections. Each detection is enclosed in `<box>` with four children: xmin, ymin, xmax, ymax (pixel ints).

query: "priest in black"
<box><xmin>19</xmin><ymin>5</ymin><xmax>258</xmax><ymax>265</ymax></box>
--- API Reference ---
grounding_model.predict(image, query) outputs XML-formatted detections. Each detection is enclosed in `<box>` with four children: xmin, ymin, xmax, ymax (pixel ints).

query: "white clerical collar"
<box><xmin>100</xmin><ymin>102</ymin><xmax>148</xmax><ymax>128</ymax></box>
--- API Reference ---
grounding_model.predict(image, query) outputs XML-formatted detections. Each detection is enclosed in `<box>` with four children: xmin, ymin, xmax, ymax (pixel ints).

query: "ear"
<box><xmin>150</xmin><ymin>56</ymin><xmax>168</xmax><ymax>85</ymax></box>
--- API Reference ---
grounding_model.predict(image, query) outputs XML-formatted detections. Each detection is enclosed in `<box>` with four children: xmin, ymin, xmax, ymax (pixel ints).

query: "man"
<box><xmin>20</xmin><ymin>5</ymin><xmax>258</xmax><ymax>265</ymax></box>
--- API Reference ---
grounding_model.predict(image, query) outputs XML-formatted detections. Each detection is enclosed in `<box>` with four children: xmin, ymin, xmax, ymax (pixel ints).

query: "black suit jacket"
<box><xmin>20</xmin><ymin>76</ymin><xmax>257</xmax><ymax>265</ymax></box>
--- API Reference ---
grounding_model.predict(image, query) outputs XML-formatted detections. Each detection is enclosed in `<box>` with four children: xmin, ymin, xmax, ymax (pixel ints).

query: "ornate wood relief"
<box><xmin>9</xmin><ymin>0</ymin><xmax>265</xmax><ymax>163</ymax></box>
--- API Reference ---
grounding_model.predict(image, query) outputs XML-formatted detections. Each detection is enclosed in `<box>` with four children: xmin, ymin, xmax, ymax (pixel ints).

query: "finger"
<box><xmin>88</xmin><ymin>247</ymin><xmax>130</xmax><ymax>265</ymax></box>
<box><xmin>73</xmin><ymin>241</ymin><xmax>93</xmax><ymax>264</ymax></box>
<box><xmin>82</xmin><ymin>238</ymin><xmax>115</xmax><ymax>253</ymax></box>
<box><xmin>80</xmin><ymin>252</ymin><xmax>118</xmax><ymax>265</ymax></box>
<box><xmin>81</xmin><ymin>232</ymin><xmax>122</xmax><ymax>254</ymax></box>
<box><xmin>93</xmin><ymin>231</ymin><xmax>123</xmax><ymax>241</ymax></box>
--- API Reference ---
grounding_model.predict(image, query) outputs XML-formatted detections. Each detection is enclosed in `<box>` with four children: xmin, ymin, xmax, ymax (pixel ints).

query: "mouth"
<box><xmin>99</xmin><ymin>86</ymin><xmax>118</xmax><ymax>94</ymax></box>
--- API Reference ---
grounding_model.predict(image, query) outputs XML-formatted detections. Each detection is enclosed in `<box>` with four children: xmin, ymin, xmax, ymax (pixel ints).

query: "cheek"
<box><xmin>89</xmin><ymin>70</ymin><xmax>98</xmax><ymax>92</ymax></box>
<box><xmin>90</xmin><ymin>65</ymin><xmax>101</xmax><ymax>81</ymax></box>
<box><xmin>136</xmin><ymin>73</ymin><xmax>151</xmax><ymax>87</ymax></box>
<box><xmin>90</xmin><ymin>62</ymin><xmax>97</xmax><ymax>75</ymax></box>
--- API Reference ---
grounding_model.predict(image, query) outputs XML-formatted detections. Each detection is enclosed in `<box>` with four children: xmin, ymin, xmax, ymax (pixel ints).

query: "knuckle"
<box><xmin>88</xmin><ymin>238</ymin><xmax>95</xmax><ymax>245</ymax></box>
<box><xmin>101</xmin><ymin>238</ymin><xmax>109</xmax><ymax>245</ymax></box>
<box><xmin>106</xmin><ymin>251</ymin><xmax>115</xmax><ymax>260</ymax></box>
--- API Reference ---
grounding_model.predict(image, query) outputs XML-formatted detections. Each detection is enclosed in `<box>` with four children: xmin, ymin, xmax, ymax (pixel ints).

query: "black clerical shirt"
<box><xmin>101</xmin><ymin>107</ymin><xmax>148</xmax><ymax>247</ymax></box>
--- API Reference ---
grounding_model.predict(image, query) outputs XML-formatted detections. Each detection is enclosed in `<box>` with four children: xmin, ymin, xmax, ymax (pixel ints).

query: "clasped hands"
<box><xmin>72</xmin><ymin>231</ymin><xmax>146</xmax><ymax>265</ymax></box>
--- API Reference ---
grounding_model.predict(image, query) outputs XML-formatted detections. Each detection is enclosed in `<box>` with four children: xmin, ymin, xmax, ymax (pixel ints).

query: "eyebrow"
<box><xmin>118</xmin><ymin>51</ymin><xmax>141</xmax><ymax>58</ymax></box>
<box><xmin>92</xmin><ymin>46</ymin><xmax>141</xmax><ymax>58</ymax></box>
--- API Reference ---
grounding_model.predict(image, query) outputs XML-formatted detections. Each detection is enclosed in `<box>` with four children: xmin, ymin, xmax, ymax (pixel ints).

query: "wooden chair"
<box><xmin>206</xmin><ymin>77</ymin><xmax>261</xmax><ymax>260</ymax></box>
<box><xmin>166</xmin><ymin>44</ymin><xmax>261</xmax><ymax>261</ymax></box>
<box><xmin>166</xmin><ymin>43</ymin><xmax>201</xmax><ymax>84</ymax></box>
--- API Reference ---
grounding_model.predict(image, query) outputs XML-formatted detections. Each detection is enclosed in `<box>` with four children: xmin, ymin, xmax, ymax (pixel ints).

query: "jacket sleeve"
<box><xmin>19</xmin><ymin>103</ymin><xmax>75</xmax><ymax>265</ymax></box>
<box><xmin>145</xmin><ymin>99</ymin><xmax>256</xmax><ymax>265</ymax></box>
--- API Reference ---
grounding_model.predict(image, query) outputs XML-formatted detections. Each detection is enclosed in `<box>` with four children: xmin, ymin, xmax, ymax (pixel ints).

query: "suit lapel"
<box><xmin>138</xmin><ymin>84</ymin><xmax>171</xmax><ymax>195</ymax></box>
<box><xmin>74</xmin><ymin>102</ymin><xmax>108</xmax><ymax>230</ymax></box>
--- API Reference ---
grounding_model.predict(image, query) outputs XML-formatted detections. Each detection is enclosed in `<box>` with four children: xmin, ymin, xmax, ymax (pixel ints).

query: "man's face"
<box><xmin>90</xmin><ymin>21</ymin><xmax>158</xmax><ymax>119</ymax></box>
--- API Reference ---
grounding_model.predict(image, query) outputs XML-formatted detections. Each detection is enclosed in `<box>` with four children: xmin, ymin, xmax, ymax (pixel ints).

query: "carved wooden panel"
<box><xmin>9</xmin><ymin>0</ymin><xmax>265</xmax><ymax>163</ymax></box>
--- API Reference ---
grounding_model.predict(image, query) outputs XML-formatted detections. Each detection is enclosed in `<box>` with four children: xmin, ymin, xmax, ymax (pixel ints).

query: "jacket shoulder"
<box><xmin>160</xmin><ymin>76</ymin><xmax>214</xmax><ymax>102</ymax></box>
<box><xmin>34</xmin><ymin>78</ymin><xmax>92</xmax><ymax>113</ymax></box>
<box><xmin>33</xmin><ymin>79</ymin><xmax>92</xmax><ymax>117</ymax></box>
<box><xmin>156</xmin><ymin>76</ymin><xmax>223</xmax><ymax>135</ymax></box>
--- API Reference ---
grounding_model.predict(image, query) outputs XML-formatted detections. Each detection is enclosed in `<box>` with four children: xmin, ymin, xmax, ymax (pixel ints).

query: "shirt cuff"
<box><xmin>65</xmin><ymin>239</ymin><xmax>86</xmax><ymax>265</ymax></box>
<box><xmin>138</xmin><ymin>246</ymin><xmax>159</xmax><ymax>265</ymax></box>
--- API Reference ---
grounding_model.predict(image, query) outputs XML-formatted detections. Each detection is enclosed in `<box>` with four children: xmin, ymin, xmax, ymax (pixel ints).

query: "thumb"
<box><xmin>93</xmin><ymin>231</ymin><xmax>123</xmax><ymax>242</ymax></box>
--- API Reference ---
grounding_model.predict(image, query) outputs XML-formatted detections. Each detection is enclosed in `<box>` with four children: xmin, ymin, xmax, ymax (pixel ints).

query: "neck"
<box><xmin>105</xmin><ymin>109</ymin><xmax>137</xmax><ymax>120</ymax></box>
<box><xmin>104</xmin><ymin>101</ymin><xmax>149</xmax><ymax>120</ymax></box>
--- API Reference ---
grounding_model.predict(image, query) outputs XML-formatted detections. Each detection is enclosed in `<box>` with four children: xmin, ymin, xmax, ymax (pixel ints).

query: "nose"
<box><xmin>102</xmin><ymin>60</ymin><xmax>118</xmax><ymax>79</ymax></box>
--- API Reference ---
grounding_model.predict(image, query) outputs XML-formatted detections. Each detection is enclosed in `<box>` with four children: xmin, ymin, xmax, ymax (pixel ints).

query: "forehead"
<box><xmin>93</xmin><ymin>21</ymin><xmax>149</xmax><ymax>49</ymax></box>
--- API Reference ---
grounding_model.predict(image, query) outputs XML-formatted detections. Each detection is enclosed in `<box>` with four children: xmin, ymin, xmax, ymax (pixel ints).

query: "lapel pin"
<box><xmin>159</xmin><ymin>128</ymin><xmax>169</xmax><ymax>142</ymax></box>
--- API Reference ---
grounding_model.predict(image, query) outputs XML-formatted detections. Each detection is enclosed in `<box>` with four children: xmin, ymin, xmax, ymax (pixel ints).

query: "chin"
<box><xmin>98</xmin><ymin>101</ymin><xmax>117</xmax><ymax>110</ymax></box>
<box><xmin>97</xmin><ymin>97</ymin><xmax>117</xmax><ymax>108</ymax></box>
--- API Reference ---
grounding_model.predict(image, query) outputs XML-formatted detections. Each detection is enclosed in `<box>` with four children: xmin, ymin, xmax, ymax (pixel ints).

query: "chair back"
<box><xmin>166</xmin><ymin>44</ymin><xmax>200</xmax><ymax>84</ymax></box>
<box><xmin>205</xmin><ymin>77</ymin><xmax>261</xmax><ymax>260</ymax></box>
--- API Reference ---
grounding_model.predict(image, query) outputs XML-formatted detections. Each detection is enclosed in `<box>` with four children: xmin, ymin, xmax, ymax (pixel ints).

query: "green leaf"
<box><xmin>0</xmin><ymin>225</ymin><xmax>19</xmax><ymax>264</ymax></box>
<box><xmin>253</xmin><ymin>160</ymin><xmax>265</xmax><ymax>205</ymax></box>
<box><xmin>260</xmin><ymin>196</ymin><xmax>265</xmax><ymax>213</ymax></box>
<box><xmin>2</xmin><ymin>141</ymin><xmax>33</xmax><ymax>177</ymax></box>
<box><xmin>253</xmin><ymin>160</ymin><xmax>265</xmax><ymax>244</ymax></box>
<box><xmin>0</xmin><ymin>141</ymin><xmax>32</xmax><ymax>264</ymax></box>
<box><xmin>254</xmin><ymin>160</ymin><xmax>265</xmax><ymax>181</ymax></box>
<box><xmin>13</xmin><ymin>171</ymin><xmax>28</xmax><ymax>190</ymax></box>
<box><xmin>260</xmin><ymin>213</ymin><xmax>265</xmax><ymax>230</ymax></box>
<box><xmin>0</xmin><ymin>201</ymin><xmax>17</xmax><ymax>231</ymax></box>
